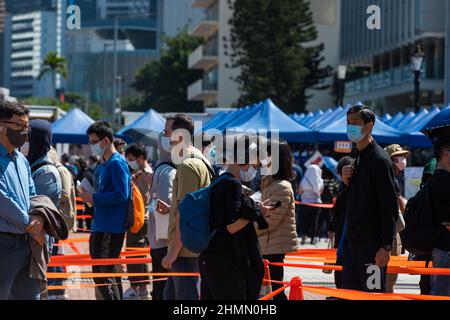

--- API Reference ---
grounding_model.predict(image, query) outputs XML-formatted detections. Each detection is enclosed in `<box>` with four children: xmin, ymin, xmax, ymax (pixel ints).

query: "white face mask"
<box><xmin>161</xmin><ymin>136</ymin><xmax>172</xmax><ymax>152</ymax></box>
<box><xmin>20</xmin><ymin>141</ymin><xmax>29</xmax><ymax>156</ymax></box>
<box><xmin>128</xmin><ymin>160</ymin><xmax>140</xmax><ymax>172</ymax></box>
<box><xmin>240</xmin><ymin>165</ymin><xmax>258</xmax><ymax>182</ymax></box>
<box><xmin>394</xmin><ymin>157</ymin><xmax>407</xmax><ymax>171</ymax></box>
<box><xmin>90</xmin><ymin>142</ymin><xmax>106</xmax><ymax>158</ymax></box>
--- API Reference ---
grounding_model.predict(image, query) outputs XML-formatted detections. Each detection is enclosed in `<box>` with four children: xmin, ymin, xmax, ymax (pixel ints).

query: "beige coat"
<box><xmin>256</xmin><ymin>176</ymin><xmax>298</xmax><ymax>256</ymax></box>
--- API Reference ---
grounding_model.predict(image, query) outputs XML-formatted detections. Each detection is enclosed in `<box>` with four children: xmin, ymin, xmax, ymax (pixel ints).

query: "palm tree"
<box><xmin>38</xmin><ymin>51</ymin><xmax>68</xmax><ymax>97</ymax></box>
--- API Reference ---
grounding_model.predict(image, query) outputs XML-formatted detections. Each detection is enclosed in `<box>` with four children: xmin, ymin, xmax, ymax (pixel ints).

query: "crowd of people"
<box><xmin>0</xmin><ymin>100</ymin><xmax>448</xmax><ymax>300</ymax></box>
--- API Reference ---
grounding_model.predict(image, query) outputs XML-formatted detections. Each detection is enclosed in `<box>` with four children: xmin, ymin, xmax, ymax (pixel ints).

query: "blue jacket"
<box><xmin>92</xmin><ymin>152</ymin><xmax>131</xmax><ymax>233</ymax></box>
<box><xmin>0</xmin><ymin>144</ymin><xmax>36</xmax><ymax>234</ymax></box>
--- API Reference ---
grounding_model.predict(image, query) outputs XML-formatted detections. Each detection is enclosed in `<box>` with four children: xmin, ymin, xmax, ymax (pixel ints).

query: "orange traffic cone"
<box><xmin>259</xmin><ymin>259</ymin><xmax>272</xmax><ymax>299</ymax></box>
<box><xmin>289</xmin><ymin>276</ymin><xmax>305</xmax><ymax>300</ymax></box>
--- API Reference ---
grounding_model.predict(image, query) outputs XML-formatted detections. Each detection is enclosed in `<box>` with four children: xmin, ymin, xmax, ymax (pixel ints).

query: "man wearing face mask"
<box><xmin>384</xmin><ymin>144</ymin><xmax>409</xmax><ymax>293</ymax></box>
<box><xmin>80</xmin><ymin>121</ymin><xmax>131</xmax><ymax>300</ymax></box>
<box><xmin>0</xmin><ymin>101</ymin><xmax>42</xmax><ymax>300</ymax></box>
<box><xmin>123</xmin><ymin>143</ymin><xmax>153</xmax><ymax>299</ymax></box>
<box><xmin>339</xmin><ymin>105</ymin><xmax>399</xmax><ymax>293</ymax></box>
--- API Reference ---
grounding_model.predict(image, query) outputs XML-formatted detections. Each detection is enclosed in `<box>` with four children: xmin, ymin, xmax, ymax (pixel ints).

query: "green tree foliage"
<box><xmin>38</xmin><ymin>51</ymin><xmax>68</xmax><ymax>81</ymax></box>
<box><xmin>128</xmin><ymin>28</ymin><xmax>204</xmax><ymax>113</ymax></box>
<box><xmin>227</xmin><ymin>0</ymin><xmax>332</xmax><ymax>113</ymax></box>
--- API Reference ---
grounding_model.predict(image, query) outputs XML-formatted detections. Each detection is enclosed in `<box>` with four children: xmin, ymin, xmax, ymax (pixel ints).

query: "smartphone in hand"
<box><xmin>156</xmin><ymin>199</ymin><xmax>170</xmax><ymax>214</ymax></box>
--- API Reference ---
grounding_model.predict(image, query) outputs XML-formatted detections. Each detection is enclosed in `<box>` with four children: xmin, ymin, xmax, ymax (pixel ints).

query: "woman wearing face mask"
<box><xmin>384</xmin><ymin>144</ymin><xmax>409</xmax><ymax>293</ymax></box>
<box><xmin>199</xmin><ymin>136</ymin><xmax>270</xmax><ymax>300</ymax></box>
<box><xmin>256</xmin><ymin>140</ymin><xmax>298</xmax><ymax>300</ymax></box>
<box><xmin>298</xmin><ymin>164</ymin><xmax>324</xmax><ymax>245</ymax></box>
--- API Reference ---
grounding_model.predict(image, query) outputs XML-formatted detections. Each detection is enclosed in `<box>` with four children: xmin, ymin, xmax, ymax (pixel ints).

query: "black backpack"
<box><xmin>400</xmin><ymin>176</ymin><xmax>440</xmax><ymax>256</ymax></box>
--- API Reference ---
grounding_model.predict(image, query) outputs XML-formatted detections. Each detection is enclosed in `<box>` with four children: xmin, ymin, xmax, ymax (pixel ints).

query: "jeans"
<box><xmin>0</xmin><ymin>233</ymin><xmax>41</xmax><ymax>300</ymax></box>
<box><xmin>89</xmin><ymin>232</ymin><xmax>125</xmax><ymax>300</ymax></box>
<box><xmin>150</xmin><ymin>247</ymin><xmax>169</xmax><ymax>300</ymax></box>
<box><xmin>431</xmin><ymin>248</ymin><xmax>450</xmax><ymax>296</ymax></box>
<box><xmin>48</xmin><ymin>238</ymin><xmax>65</xmax><ymax>296</ymax></box>
<box><xmin>163</xmin><ymin>257</ymin><xmax>199</xmax><ymax>300</ymax></box>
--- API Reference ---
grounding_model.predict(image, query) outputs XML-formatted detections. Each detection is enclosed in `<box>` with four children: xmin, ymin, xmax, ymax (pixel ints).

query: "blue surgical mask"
<box><xmin>240</xmin><ymin>166</ymin><xmax>257</xmax><ymax>182</ymax></box>
<box><xmin>90</xmin><ymin>142</ymin><xmax>106</xmax><ymax>158</ymax></box>
<box><xmin>161</xmin><ymin>136</ymin><xmax>172</xmax><ymax>152</ymax></box>
<box><xmin>347</xmin><ymin>125</ymin><xmax>365</xmax><ymax>143</ymax></box>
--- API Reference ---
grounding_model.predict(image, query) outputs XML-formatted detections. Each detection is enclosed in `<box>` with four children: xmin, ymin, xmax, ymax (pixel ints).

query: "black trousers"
<box><xmin>341</xmin><ymin>244</ymin><xmax>386</xmax><ymax>292</ymax></box>
<box><xmin>263</xmin><ymin>254</ymin><xmax>287</xmax><ymax>301</ymax></box>
<box><xmin>199</xmin><ymin>252</ymin><xmax>264</xmax><ymax>300</ymax></box>
<box><xmin>334</xmin><ymin>256</ymin><xmax>343</xmax><ymax>289</ymax></box>
<box><xmin>150</xmin><ymin>247</ymin><xmax>168</xmax><ymax>301</ymax></box>
<box><xmin>299</xmin><ymin>206</ymin><xmax>321</xmax><ymax>239</ymax></box>
<box><xmin>89</xmin><ymin>232</ymin><xmax>125</xmax><ymax>300</ymax></box>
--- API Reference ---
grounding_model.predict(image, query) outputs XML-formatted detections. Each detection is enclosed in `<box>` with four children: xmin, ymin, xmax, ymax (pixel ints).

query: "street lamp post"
<box><xmin>410</xmin><ymin>45</ymin><xmax>425</xmax><ymax>113</ymax></box>
<box><xmin>337</xmin><ymin>65</ymin><xmax>347</xmax><ymax>107</ymax></box>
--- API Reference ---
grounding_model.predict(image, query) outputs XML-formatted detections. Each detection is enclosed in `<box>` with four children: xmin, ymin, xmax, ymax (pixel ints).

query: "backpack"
<box><xmin>178</xmin><ymin>172</ymin><xmax>231</xmax><ymax>254</ymax></box>
<box><xmin>125</xmin><ymin>182</ymin><xmax>146</xmax><ymax>234</ymax></box>
<box><xmin>400</xmin><ymin>176</ymin><xmax>441</xmax><ymax>256</ymax></box>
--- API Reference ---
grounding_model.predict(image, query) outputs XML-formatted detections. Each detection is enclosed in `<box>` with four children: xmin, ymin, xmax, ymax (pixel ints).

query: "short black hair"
<box><xmin>113</xmin><ymin>137</ymin><xmax>126</xmax><ymax>149</ymax></box>
<box><xmin>0</xmin><ymin>101</ymin><xmax>29</xmax><ymax>121</ymax></box>
<box><xmin>433</xmin><ymin>137</ymin><xmax>450</xmax><ymax>161</ymax></box>
<box><xmin>347</xmin><ymin>104</ymin><xmax>376</xmax><ymax>125</ymax></box>
<box><xmin>76</xmin><ymin>156</ymin><xmax>88</xmax><ymax>171</ymax></box>
<box><xmin>87</xmin><ymin>120</ymin><xmax>114</xmax><ymax>143</ymax></box>
<box><xmin>167</xmin><ymin>114</ymin><xmax>194</xmax><ymax>137</ymax></box>
<box><xmin>336</xmin><ymin>156</ymin><xmax>354</xmax><ymax>176</ymax></box>
<box><xmin>125</xmin><ymin>143</ymin><xmax>148</xmax><ymax>160</ymax></box>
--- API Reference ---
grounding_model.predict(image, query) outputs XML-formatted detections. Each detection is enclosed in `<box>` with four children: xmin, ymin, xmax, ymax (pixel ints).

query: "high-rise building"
<box><xmin>7</xmin><ymin>11</ymin><xmax>57</xmax><ymax>98</ymax></box>
<box><xmin>161</xmin><ymin>0</ymin><xmax>201</xmax><ymax>37</ymax></box>
<box><xmin>187</xmin><ymin>0</ymin><xmax>240</xmax><ymax>108</ymax></box>
<box><xmin>5</xmin><ymin>0</ymin><xmax>55</xmax><ymax>14</ymax></box>
<box><xmin>340</xmin><ymin>0</ymin><xmax>446</xmax><ymax>113</ymax></box>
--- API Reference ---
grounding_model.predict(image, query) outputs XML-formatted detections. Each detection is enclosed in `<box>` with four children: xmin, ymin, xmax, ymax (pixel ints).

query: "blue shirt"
<box><xmin>92</xmin><ymin>152</ymin><xmax>130</xmax><ymax>233</ymax></box>
<box><xmin>31</xmin><ymin>155</ymin><xmax>62</xmax><ymax>207</ymax></box>
<box><xmin>0</xmin><ymin>144</ymin><xmax>36</xmax><ymax>234</ymax></box>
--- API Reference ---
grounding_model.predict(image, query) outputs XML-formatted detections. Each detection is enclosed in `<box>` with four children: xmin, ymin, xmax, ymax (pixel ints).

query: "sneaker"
<box><xmin>48</xmin><ymin>294</ymin><xmax>69</xmax><ymax>300</ymax></box>
<box><xmin>123</xmin><ymin>287</ymin><xmax>140</xmax><ymax>300</ymax></box>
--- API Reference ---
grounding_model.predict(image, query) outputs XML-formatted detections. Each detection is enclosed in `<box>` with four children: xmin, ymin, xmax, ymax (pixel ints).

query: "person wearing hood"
<box><xmin>26</xmin><ymin>119</ymin><xmax>62</xmax><ymax>300</ymax></box>
<box><xmin>298</xmin><ymin>164</ymin><xmax>324</xmax><ymax>245</ymax></box>
<box><xmin>147</xmin><ymin>129</ymin><xmax>177</xmax><ymax>300</ymax></box>
<box><xmin>26</xmin><ymin>120</ymin><xmax>62</xmax><ymax>208</ymax></box>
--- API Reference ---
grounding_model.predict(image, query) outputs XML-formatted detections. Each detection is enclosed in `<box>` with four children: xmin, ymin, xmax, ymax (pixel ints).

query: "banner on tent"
<box><xmin>334</xmin><ymin>141</ymin><xmax>352</xmax><ymax>153</ymax></box>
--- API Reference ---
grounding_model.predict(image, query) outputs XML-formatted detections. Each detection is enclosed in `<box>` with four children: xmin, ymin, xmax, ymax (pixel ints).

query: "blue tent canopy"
<box><xmin>298</xmin><ymin>112</ymin><xmax>314</xmax><ymax>125</ymax></box>
<box><xmin>117</xmin><ymin>108</ymin><xmax>165</xmax><ymax>144</ymax></box>
<box><xmin>52</xmin><ymin>108</ymin><xmax>95</xmax><ymax>144</ymax></box>
<box><xmin>309</xmin><ymin>106</ymin><xmax>348</xmax><ymax>131</ymax></box>
<box><xmin>381</xmin><ymin>114</ymin><xmax>392</xmax><ymax>123</ymax></box>
<box><xmin>226</xmin><ymin>99</ymin><xmax>316</xmax><ymax>143</ymax></box>
<box><xmin>302</xmin><ymin>110</ymin><xmax>324</xmax><ymax>126</ymax></box>
<box><xmin>386</xmin><ymin>112</ymin><xmax>404</xmax><ymax>125</ymax></box>
<box><xmin>318</xmin><ymin>115</ymin><xmax>406</xmax><ymax>144</ymax></box>
<box><xmin>421</xmin><ymin>105</ymin><xmax>450</xmax><ymax>133</ymax></box>
<box><xmin>202</xmin><ymin>111</ymin><xmax>229</xmax><ymax>131</ymax></box>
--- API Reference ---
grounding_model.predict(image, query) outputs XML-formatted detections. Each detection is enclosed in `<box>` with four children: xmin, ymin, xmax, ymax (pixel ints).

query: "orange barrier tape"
<box><xmin>302</xmin><ymin>285</ymin><xmax>450</xmax><ymax>301</ymax></box>
<box><xmin>48</xmin><ymin>278</ymin><xmax>168</xmax><ymax>291</ymax></box>
<box><xmin>46</xmin><ymin>272</ymin><xmax>200</xmax><ymax>279</ymax></box>
<box><xmin>259</xmin><ymin>284</ymin><xmax>291</xmax><ymax>301</ymax></box>
<box><xmin>49</xmin><ymin>257</ymin><xmax>152</xmax><ymax>267</ymax></box>
<box><xmin>68</xmin><ymin>243</ymin><xmax>81</xmax><ymax>255</ymax></box>
<box><xmin>269</xmin><ymin>262</ymin><xmax>343</xmax><ymax>271</ymax></box>
<box><xmin>76</xmin><ymin>215</ymin><xmax>92</xmax><ymax>220</ymax></box>
<box><xmin>50</xmin><ymin>250</ymin><xmax>150</xmax><ymax>262</ymax></box>
<box><xmin>59</xmin><ymin>238</ymin><xmax>90</xmax><ymax>244</ymax></box>
<box><xmin>294</xmin><ymin>201</ymin><xmax>334</xmax><ymax>209</ymax></box>
<box><xmin>76</xmin><ymin>205</ymin><xmax>85</xmax><ymax>211</ymax></box>
<box><xmin>76</xmin><ymin>197</ymin><xmax>83</xmax><ymax>202</ymax></box>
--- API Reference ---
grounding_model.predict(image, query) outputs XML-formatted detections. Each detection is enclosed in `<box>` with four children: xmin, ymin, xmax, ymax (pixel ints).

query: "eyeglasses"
<box><xmin>89</xmin><ymin>138</ymin><xmax>103</xmax><ymax>145</ymax></box>
<box><xmin>1</xmin><ymin>121</ymin><xmax>30</xmax><ymax>132</ymax></box>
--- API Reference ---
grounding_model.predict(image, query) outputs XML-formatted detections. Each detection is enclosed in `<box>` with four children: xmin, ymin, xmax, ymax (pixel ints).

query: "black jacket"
<box><xmin>330</xmin><ymin>183</ymin><xmax>348</xmax><ymax>249</ymax></box>
<box><xmin>204</xmin><ymin>173</ymin><xmax>268</xmax><ymax>268</ymax></box>
<box><xmin>345</xmin><ymin>141</ymin><xmax>399</xmax><ymax>250</ymax></box>
<box><xmin>429</xmin><ymin>169</ymin><xmax>450</xmax><ymax>251</ymax></box>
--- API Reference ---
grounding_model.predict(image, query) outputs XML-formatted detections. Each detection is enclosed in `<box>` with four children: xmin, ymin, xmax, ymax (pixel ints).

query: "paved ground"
<box><xmin>57</xmin><ymin>232</ymin><xmax>421</xmax><ymax>300</ymax></box>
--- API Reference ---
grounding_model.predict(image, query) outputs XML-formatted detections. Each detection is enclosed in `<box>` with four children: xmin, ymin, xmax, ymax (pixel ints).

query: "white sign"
<box><xmin>404</xmin><ymin>167</ymin><xmax>424</xmax><ymax>200</ymax></box>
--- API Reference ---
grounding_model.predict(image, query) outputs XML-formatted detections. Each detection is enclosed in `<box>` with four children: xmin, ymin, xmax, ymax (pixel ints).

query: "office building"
<box><xmin>340</xmin><ymin>0</ymin><xmax>446</xmax><ymax>113</ymax></box>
